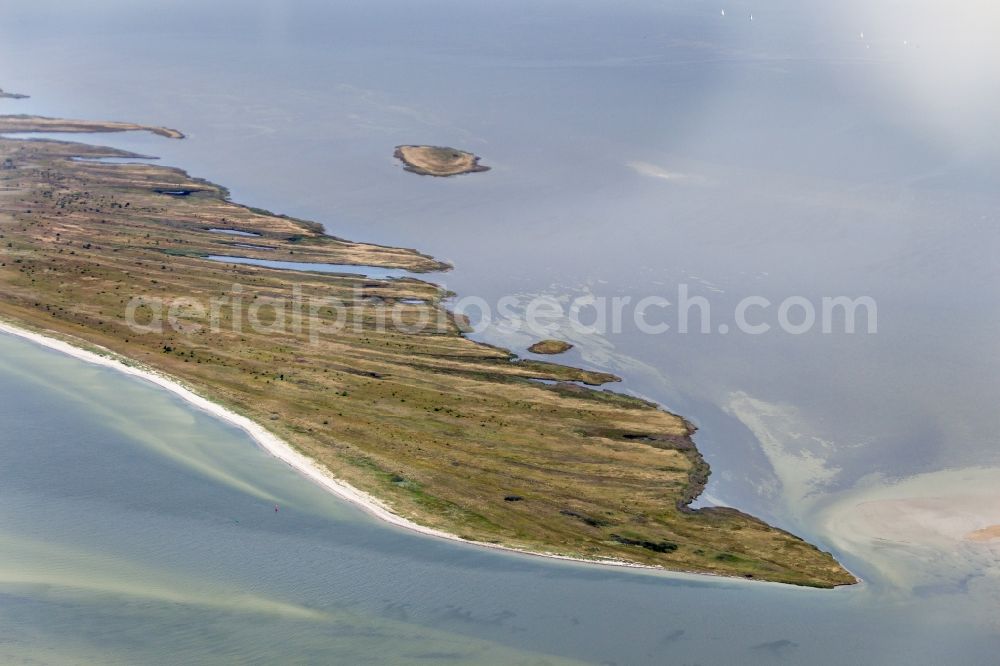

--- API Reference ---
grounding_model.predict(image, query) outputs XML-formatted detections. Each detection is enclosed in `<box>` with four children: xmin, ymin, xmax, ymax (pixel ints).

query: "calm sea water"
<box><xmin>2</xmin><ymin>333</ymin><xmax>995</xmax><ymax>665</ymax></box>
<box><xmin>1</xmin><ymin>0</ymin><xmax>998</xmax><ymax>662</ymax></box>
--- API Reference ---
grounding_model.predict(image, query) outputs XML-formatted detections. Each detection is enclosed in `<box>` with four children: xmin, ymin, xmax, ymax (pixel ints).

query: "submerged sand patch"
<box><xmin>967</xmin><ymin>525</ymin><xmax>1000</xmax><ymax>542</ymax></box>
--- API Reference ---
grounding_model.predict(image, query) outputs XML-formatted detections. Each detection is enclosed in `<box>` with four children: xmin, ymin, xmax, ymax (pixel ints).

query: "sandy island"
<box><xmin>394</xmin><ymin>145</ymin><xmax>490</xmax><ymax>177</ymax></box>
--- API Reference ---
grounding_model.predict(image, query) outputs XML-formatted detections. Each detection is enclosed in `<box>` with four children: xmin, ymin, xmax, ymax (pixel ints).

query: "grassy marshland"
<box><xmin>0</xmin><ymin>118</ymin><xmax>854</xmax><ymax>587</ymax></box>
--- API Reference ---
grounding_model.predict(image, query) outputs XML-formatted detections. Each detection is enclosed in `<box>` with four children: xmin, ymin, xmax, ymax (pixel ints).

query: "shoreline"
<box><xmin>0</xmin><ymin>317</ymin><xmax>829</xmax><ymax>589</ymax></box>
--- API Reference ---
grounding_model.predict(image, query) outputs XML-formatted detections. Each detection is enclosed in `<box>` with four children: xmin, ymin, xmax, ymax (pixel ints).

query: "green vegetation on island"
<box><xmin>0</xmin><ymin>110</ymin><xmax>854</xmax><ymax>587</ymax></box>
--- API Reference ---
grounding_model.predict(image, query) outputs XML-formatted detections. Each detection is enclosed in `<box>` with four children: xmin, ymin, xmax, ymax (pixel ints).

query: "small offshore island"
<box><xmin>529</xmin><ymin>339</ymin><xmax>573</xmax><ymax>355</ymax></box>
<box><xmin>394</xmin><ymin>145</ymin><xmax>490</xmax><ymax>177</ymax></box>
<box><xmin>0</xmin><ymin>97</ymin><xmax>853</xmax><ymax>587</ymax></box>
<box><xmin>0</xmin><ymin>88</ymin><xmax>29</xmax><ymax>100</ymax></box>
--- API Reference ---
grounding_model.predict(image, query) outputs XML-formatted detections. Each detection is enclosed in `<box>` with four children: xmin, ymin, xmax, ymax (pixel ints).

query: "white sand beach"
<box><xmin>0</xmin><ymin>319</ymin><xmax>735</xmax><ymax>580</ymax></box>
